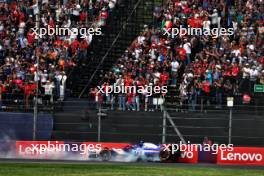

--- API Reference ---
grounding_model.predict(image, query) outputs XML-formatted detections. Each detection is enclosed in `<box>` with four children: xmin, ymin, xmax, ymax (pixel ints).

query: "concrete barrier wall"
<box><xmin>0</xmin><ymin>112</ymin><xmax>53</xmax><ymax>140</ymax></box>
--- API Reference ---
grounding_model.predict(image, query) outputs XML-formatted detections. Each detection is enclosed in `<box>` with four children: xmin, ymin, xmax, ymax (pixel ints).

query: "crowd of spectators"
<box><xmin>94</xmin><ymin>0</ymin><xmax>264</xmax><ymax>111</ymax></box>
<box><xmin>0</xmin><ymin>0</ymin><xmax>116</xmax><ymax>110</ymax></box>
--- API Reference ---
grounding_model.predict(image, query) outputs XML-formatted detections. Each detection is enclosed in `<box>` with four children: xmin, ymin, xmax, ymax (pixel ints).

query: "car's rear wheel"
<box><xmin>99</xmin><ymin>148</ymin><xmax>111</xmax><ymax>161</ymax></box>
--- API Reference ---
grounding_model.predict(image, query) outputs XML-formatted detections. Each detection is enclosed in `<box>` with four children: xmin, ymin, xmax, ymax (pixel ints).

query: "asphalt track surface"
<box><xmin>0</xmin><ymin>158</ymin><xmax>264</xmax><ymax>170</ymax></box>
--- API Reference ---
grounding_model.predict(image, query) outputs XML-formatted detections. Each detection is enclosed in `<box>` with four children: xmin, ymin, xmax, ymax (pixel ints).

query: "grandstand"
<box><xmin>0</xmin><ymin>0</ymin><xmax>263</xmax><ymax>148</ymax></box>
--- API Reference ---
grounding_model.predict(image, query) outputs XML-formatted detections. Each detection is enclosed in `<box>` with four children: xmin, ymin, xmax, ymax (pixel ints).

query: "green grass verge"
<box><xmin>0</xmin><ymin>163</ymin><xmax>263</xmax><ymax>176</ymax></box>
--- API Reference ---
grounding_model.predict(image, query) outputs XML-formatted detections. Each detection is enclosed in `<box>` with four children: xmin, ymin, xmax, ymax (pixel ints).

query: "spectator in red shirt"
<box><xmin>79</xmin><ymin>10</ymin><xmax>87</xmax><ymax>22</ymax></box>
<box><xmin>202</xmin><ymin>79</ymin><xmax>211</xmax><ymax>107</ymax></box>
<box><xmin>70</xmin><ymin>40</ymin><xmax>80</xmax><ymax>55</ymax></box>
<box><xmin>160</xmin><ymin>70</ymin><xmax>169</xmax><ymax>85</ymax></box>
<box><xmin>27</xmin><ymin>29</ymin><xmax>35</xmax><ymax>46</ymax></box>
<box><xmin>177</xmin><ymin>47</ymin><xmax>187</xmax><ymax>63</ymax></box>
<box><xmin>126</xmin><ymin>93</ymin><xmax>135</xmax><ymax>111</ymax></box>
<box><xmin>24</xmin><ymin>81</ymin><xmax>36</xmax><ymax>110</ymax></box>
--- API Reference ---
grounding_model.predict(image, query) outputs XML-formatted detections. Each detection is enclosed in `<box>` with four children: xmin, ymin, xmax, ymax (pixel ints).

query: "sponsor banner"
<box><xmin>198</xmin><ymin>150</ymin><xmax>217</xmax><ymax>163</ymax></box>
<box><xmin>16</xmin><ymin>141</ymin><xmax>130</xmax><ymax>160</ymax></box>
<box><xmin>16</xmin><ymin>141</ymin><xmax>65</xmax><ymax>159</ymax></box>
<box><xmin>217</xmin><ymin>147</ymin><xmax>264</xmax><ymax>165</ymax></box>
<box><xmin>177</xmin><ymin>144</ymin><xmax>198</xmax><ymax>163</ymax></box>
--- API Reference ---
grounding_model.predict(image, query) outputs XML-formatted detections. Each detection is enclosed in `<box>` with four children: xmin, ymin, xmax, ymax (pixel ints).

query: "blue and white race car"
<box><xmin>99</xmin><ymin>142</ymin><xmax>181</xmax><ymax>162</ymax></box>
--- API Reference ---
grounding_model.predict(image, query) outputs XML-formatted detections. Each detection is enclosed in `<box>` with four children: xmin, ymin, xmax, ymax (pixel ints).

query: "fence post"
<box><xmin>98</xmin><ymin>107</ymin><xmax>102</xmax><ymax>142</ymax></box>
<box><xmin>162</xmin><ymin>110</ymin><xmax>166</xmax><ymax>143</ymax></box>
<box><xmin>33</xmin><ymin>0</ymin><xmax>40</xmax><ymax>141</ymax></box>
<box><xmin>228</xmin><ymin>108</ymin><xmax>233</xmax><ymax>144</ymax></box>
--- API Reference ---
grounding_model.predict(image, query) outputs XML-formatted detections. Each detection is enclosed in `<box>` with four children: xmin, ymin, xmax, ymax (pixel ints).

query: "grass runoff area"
<box><xmin>0</xmin><ymin>163</ymin><xmax>264</xmax><ymax>176</ymax></box>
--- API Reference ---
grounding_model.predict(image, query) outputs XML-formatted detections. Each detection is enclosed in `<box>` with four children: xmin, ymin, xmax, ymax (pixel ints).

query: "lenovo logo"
<box><xmin>221</xmin><ymin>151</ymin><xmax>263</xmax><ymax>162</ymax></box>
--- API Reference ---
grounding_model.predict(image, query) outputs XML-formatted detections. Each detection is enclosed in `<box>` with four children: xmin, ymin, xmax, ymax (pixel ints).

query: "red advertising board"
<box><xmin>217</xmin><ymin>147</ymin><xmax>264</xmax><ymax>166</ymax></box>
<box><xmin>177</xmin><ymin>144</ymin><xmax>198</xmax><ymax>163</ymax></box>
<box><xmin>16</xmin><ymin>141</ymin><xmax>130</xmax><ymax>160</ymax></box>
<box><xmin>16</xmin><ymin>141</ymin><xmax>65</xmax><ymax>159</ymax></box>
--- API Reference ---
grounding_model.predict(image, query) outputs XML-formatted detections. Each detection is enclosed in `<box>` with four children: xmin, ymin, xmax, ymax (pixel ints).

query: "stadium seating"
<box><xmin>87</xmin><ymin>0</ymin><xmax>264</xmax><ymax>111</ymax></box>
<box><xmin>0</xmin><ymin>0</ymin><xmax>117</xmax><ymax>110</ymax></box>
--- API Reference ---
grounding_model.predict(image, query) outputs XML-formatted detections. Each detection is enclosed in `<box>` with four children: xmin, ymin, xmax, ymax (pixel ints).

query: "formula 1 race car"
<box><xmin>98</xmin><ymin>142</ymin><xmax>181</xmax><ymax>162</ymax></box>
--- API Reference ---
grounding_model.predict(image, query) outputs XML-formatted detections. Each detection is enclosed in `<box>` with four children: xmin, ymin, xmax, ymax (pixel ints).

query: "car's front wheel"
<box><xmin>159</xmin><ymin>149</ymin><xmax>171</xmax><ymax>162</ymax></box>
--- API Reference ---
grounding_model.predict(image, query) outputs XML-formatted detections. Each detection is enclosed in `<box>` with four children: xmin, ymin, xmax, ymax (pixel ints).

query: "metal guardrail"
<box><xmin>0</xmin><ymin>95</ymin><xmax>263</xmax><ymax>145</ymax></box>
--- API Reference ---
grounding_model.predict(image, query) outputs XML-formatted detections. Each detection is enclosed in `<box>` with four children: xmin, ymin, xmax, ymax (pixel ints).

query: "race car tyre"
<box><xmin>159</xmin><ymin>149</ymin><xmax>171</xmax><ymax>161</ymax></box>
<box><xmin>99</xmin><ymin>148</ymin><xmax>111</xmax><ymax>161</ymax></box>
